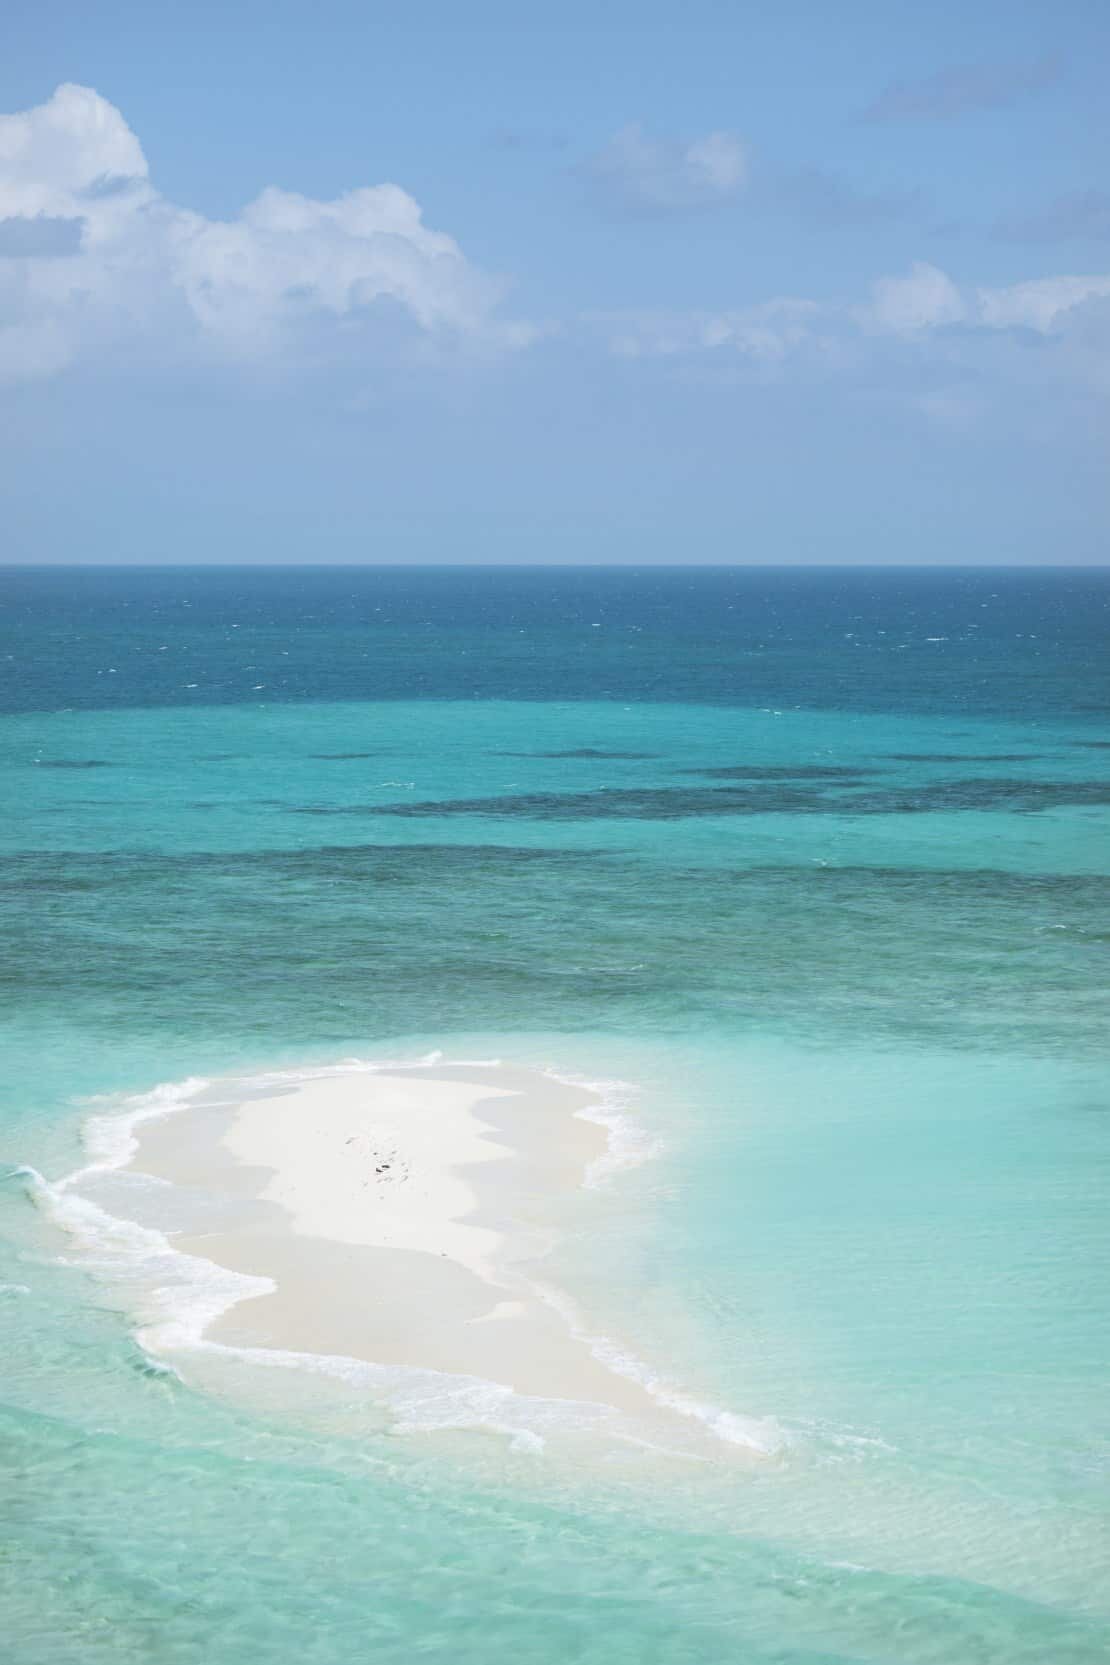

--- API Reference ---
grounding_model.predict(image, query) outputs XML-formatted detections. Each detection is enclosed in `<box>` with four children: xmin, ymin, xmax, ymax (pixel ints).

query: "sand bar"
<box><xmin>64</xmin><ymin>1059</ymin><xmax>783</xmax><ymax>1457</ymax></box>
<box><xmin>126</xmin><ymin>1063</ymin><xmax>683</xmax><ymax>1427</ymax></box>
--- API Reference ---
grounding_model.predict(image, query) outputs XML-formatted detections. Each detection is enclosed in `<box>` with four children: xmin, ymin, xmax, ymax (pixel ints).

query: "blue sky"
<box><xmin>1</xmin><ymin>0</ymin><xmax>1107</xmax><ymax>563</ymax></box>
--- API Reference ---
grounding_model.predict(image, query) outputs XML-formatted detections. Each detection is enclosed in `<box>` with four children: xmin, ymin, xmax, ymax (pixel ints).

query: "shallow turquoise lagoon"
<box><xmin>1</xmin><ymin>567</ymin><xmax>1108</xmax><ymax>1662</ymax></box>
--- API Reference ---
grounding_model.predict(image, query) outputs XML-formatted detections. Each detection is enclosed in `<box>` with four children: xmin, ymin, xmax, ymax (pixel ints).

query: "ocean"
<box><xmin>1</xmin><ymin>564</ymin><xmax>1108</xmax><ymax>1663</ymax></box>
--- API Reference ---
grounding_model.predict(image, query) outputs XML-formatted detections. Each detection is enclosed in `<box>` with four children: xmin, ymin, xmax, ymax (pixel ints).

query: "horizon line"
<box><xmin>2</xmin><ymin>562</ymin><xmax>1108</xmax><ymax>574</ymax></box>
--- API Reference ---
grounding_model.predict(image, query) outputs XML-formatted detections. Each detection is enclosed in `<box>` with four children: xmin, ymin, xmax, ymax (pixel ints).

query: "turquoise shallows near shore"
<box><xmin>2</xmin><ymin>566</ymin><xmax>1109</xmax><ymax>1664</ymax></box>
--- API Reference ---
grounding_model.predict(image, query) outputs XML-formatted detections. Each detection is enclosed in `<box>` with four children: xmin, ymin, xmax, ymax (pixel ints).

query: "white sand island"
<box><xmin>109</xmin><ymin>1061</ymin><xmax>779</xmax><ymax>1457</ymax></box>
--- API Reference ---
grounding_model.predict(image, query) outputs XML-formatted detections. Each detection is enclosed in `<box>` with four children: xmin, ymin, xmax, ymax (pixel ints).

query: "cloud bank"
<box><xmin>603</xmin><ymin>263</ymin><xmax>1110</xmax><ymax>355</ymax></box>
<box><xmin>4</xmin><ymin>82</ymin><xmax>1107</xmax><ymax>424</ymax></box>
<box><xmin>596</xmin><ymin>261</ymin><xmax>1110</xmax><ymax>414</ymax></box>
<box><xmin>0</xmin><ymin>83</ymin><xmax>529</xmax><ymax>380</ymax></box>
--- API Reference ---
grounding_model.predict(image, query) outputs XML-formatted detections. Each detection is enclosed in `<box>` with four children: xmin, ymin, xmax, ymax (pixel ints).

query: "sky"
<box><xmin>1</xmin><ymin>0</ymin><xmax>1108</xmax><ymax>565</ymax></box>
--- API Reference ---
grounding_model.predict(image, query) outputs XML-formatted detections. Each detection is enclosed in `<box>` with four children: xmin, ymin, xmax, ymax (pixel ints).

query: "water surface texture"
<box><xmin>2</xmin><ymin>566</ymin><xmax>1108</xmax><ymax>1664</ymax></box>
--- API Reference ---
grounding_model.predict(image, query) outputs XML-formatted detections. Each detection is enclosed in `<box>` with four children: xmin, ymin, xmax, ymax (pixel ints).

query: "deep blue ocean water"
<box><xmin>1</xmin><ymin>566</ymin><xmax>1108</xmax><ymax>1663</ymax></box>
<box><xmin>4</xmin><ymin>564</ymin><xmax>1109</xmax><ymax>718</ymax></box>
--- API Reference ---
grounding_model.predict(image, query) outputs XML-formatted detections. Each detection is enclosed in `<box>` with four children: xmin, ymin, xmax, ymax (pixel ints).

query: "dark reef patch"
<box><xmin>288</xmin><ymin>776</ymin><xmax>1110</xmax><ymax>821</ymax></box>
<box><xmin>0</xmin><ymin>842</ymin><xmax>612</xmax><ymax>893</ymax></box>
<box><xmin>885</xmin><ymin>753</ymin><xmax>1042</xmax><ymax>764</ymax></box>
<box><xmin>4</xmin><ymin>844</ymin><xmax>1107</xmax><ymax>1057</ymax></box>
<box><xmin>292</xmin><ymin>786</ymin><xmax>836</xmax><ymax>820</ymax></box>
<box><xmin>848</xmin><ymin>778</ymin><xmax>1110</xmax><ymax>813</ymax></box>
<box><xmin>496</xmin><ymin>748</ymin><xmax>658</xmax><ymax>760</ymax></box>
<box><xmin>677</xmin><ymin>765</ymin><xmax>873</xmax><ymax>780</ymax></box>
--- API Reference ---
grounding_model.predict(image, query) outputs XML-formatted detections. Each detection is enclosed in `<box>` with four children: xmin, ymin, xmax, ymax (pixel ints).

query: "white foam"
<box><xmin>18</xmin><ymin>1162</ymin><xmax>271</xmax><ymax>1362</ymax></box>
<box><xmin>526</xmin><ymin>1274</ymin><xmax>786</xmax><ymax>1458</ymax></box>
<box><xmin>69</xmin><ymin>1075</ymin><xmax>210</xmax><ymax>1187</ymax></box>
<box><xmin>20</xmin><ymin>1157</ymin><xmax>618</xmax><ymax>1449</ymax></box>
<box><xmin>206</xmin><ymin>1334</ymin><xmax>635</xmax><ymax>1452</ymax></box>
<box><xmin>788</xmin><ymin>1416</ymin><xmax>896</xmax><ymax>1457</ymax></box>
<box><xmin>216</xmin><ymin>1054</ymin><xmax>505</xmax><ymax>1096</ymax></box>
<box><xmin>539</xmin><ymin>1066</ymin><xmax>662</xmax><ymax>1188</ymax></box>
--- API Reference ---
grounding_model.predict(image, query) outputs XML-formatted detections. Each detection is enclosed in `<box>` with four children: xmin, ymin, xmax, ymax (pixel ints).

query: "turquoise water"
<box><xmin>2</xmin><ymin>567</ymin><xmax>1108</xmax><ymax>1662</ymax></box>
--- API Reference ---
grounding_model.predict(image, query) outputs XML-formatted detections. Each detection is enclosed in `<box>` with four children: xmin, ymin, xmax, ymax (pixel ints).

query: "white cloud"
<box><xmin>605</xmin><ymin>298</ymin><xmax>820</xmax><ymax>362</ymax></box>
<box><xmin>0</xmin><ymin>81</ymin><xmax>147</xmax><ymax>214</ymax></box>
<box><xmin>604</xmin><ymin>263</ymin><xmax>1110</xmax><ymax>361</ymax></box>
<box><xmin>976</xmin><ymin>274</ymin><xmax>1110</xmax><ymax>331</ymax></box>
<box><xmin>866</xmin><ymin>262</ymin><xmax>966</xmax><ymax>332</ymax></box>
<box><xmin>585</xmin><ymin>123</ymin><xmax>748</xmax><ymax>213</ymax></box>
<box><xmin>0</xmin><ymin>83</ymin><xmax>528</xmax><ymax>380</ymax></box>
<box><xmin>683</xmin><ymin>132</ymin><xmax>748</xmax><ymax>195</ymax></box>
<box><xmin>596</xmin><ymin>261</ymin><xmax>1110</xmax><ymax>415</ymax></box>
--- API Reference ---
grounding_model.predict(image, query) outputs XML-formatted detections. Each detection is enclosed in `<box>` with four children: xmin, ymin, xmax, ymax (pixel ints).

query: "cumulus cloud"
<box><xmin>0</xmin><ymin>81</ymin><xmax>147</xmax><ymax>210</ymax></box>
<box><xmin>596</xmin><ymin>261</ymin><xmax>1110</xmax><ymax>410</ymax></box>
<box><xmin>0</xmin><ymin>214</ymin><xmax>84</xmax><ymax>257</ymax></box>
<box><xmin>0</xmin><ymin>83</ymin><xmax>528</xmax><ymax>381</ymax></box>
<box><xmin>864</xmin><ymin>55</ymin><xmax>1060</xmax><ymax>123</ymax></box>
<box><xmin>975</xmin><ymin>273</ymin><xmax>1110</xmax><ymax>331</ymax></box>
<box><xmin>584</xmin><ymin>122</ymin><xmax>748</xmax><ymax>214</ymax></box>
<box><xmin>583</xmin><ymin>126</ymin><xmax>913</xmax><ymax>229</ymax></box>
<box><xmin>866</xmin><ymin>262</ymin><xmax>967</xmax><ymax>332</ymax></box>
